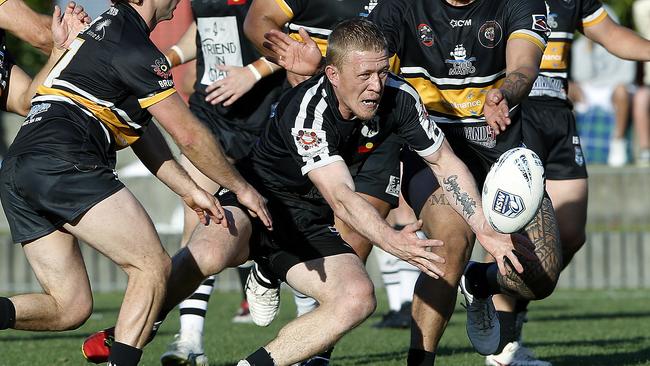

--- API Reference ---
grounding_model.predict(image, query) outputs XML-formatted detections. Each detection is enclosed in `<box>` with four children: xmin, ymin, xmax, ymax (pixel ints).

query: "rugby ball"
<box><xmin>482</xmin><ymin>147</ymin><xmax>545</xmax><ymax>234</ymax></box>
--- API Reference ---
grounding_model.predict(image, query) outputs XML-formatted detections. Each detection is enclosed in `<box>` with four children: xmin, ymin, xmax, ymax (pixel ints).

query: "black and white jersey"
<box><xmin>245</xmin><ymin>72</ymin><xmax>444</xmax><ymax>200</ymax></box>
<box><xmin>530</xmin><ymin>0</ymin><xmax>606</xmax><ymax>100</ymax></box>
<box><xmin>33</xmin><ymin>3</ymin><xmax>176</xmax><ymax>149</ymax></box>
<box><xmin>370</xmin><ymin>0</ymin><xmax>549</xmax><ymax>125</ymax></box>
<box><xmin>273</xmin><ymin>0</ymin><xmax>377</xmax><ymax>56</ymax></box>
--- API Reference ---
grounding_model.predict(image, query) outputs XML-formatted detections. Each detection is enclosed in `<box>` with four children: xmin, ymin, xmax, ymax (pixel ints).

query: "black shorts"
<box><xmin>189</xmin><ymin>73</ymin><xmax>284</xmax><ymax>161</ymax></box>
<box><xmin>0</xmin><ymin>103</ymin><xmax>123</xmax><ymax>243</ymax></box>
<box><xmin>402</xmin><ymin>116</ymin><xmax>523</xmax><ymax>216</ymax></box>
<box><xmin>521</xmin><ymin>98</ymin><xmax>588</xmax><ymax>180</ymax></box>
<box><xmin>215</xmin><ymin>188</ymin><xmax>355</xmax><ymax>282</ymax></box>
<box><xmin>351</xmin><ymin>134</ymin><xmax>402</xmax><ymax>208</ymax></box>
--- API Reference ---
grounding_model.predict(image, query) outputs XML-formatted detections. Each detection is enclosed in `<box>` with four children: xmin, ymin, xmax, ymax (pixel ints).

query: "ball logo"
<box><xmin>491</xmin><ymin>189</ymin><xmax>525</xmax><ymax>218</ymax></box>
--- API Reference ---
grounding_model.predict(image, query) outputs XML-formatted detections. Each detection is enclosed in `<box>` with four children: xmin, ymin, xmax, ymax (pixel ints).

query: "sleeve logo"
<box><xmin>152</xmin><ymin>58</ymin><xmax>172</xmax><ymax>79</ymax></box>
<box><xmin>291</xmin><ymin>128</ymin><xmax>328</xmax><ymax>158</ymax></box>
<box><xmin>532</xmin><ymin>14</ymin><xmax>550</xmax><ymax>33</ymax></box>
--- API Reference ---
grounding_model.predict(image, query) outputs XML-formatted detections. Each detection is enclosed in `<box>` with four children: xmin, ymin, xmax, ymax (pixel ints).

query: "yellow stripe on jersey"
<box><xmin>509</xmin><ymin>32</ymin><xmax>546</xmax><ymax>52</ymax></box>
<box><xmin>406</xmin><ymin>78</ymin><xmax>505</xmax><ymax>119</ymax></box>
<box><xmin>540</xmin><ymin>41</ymin><xmax>570</xmax><ymax>70</ymax></box>
<box><xmin>582</xmin><ymin>8</ymin><xmax>608</xmax><ymax>28</ymax></box>
<box><xmin>0</xmin><ymin>0</ymin><xmax>7</xmax><ymax>6</ymax></box>
<box><xmin>37</xmin><ymin>85</ymin><xmax>142</xmax><ymax>148</ymax></box>
<box><xmin>289</xmin><ymin>33</ymin><xmax>328</xmax><ymax>56</ymax></box>
<box><xmin>138</xmin><ymin>88</ymin><xmax>177</xmax><ymax>109</ymax></box>
<box><xmin>389</xmin><ymin>54</ymin><xmax>400</xmax><ymax>74</ymax></box>
<box><xmin>274</xmin><ymin>0</ymin><xmax>294</xmax><ymax>19</ymax></box>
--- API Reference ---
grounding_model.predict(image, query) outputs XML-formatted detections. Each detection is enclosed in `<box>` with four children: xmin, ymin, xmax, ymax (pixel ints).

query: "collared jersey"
<box><xmin>370</xmin><ymin>0</ymin><xmax>549</xmax><ymax>125</ymax></box>
<box><xmin>34</xmin><ymin>3</ymin><xmax>176</xmax><ymax>149</ymax></box>
<box><xmin>245</xmin><ymin>72</ymin><xmax>443</xmax><ymax>201</ymax></box>
<box><xmin>531</xmin><ymin>0</ymin><xmax>606</xmax><ymax>100</ymax></box>
<box><xmin>273</xmin><ymin>0</ymin><xmax>377</xmax><ymax>55</ymax></box>
<box><xmin>192</xmin><ymin>0</ymin><xmax>263</xmax><ymax>90</ymax></box>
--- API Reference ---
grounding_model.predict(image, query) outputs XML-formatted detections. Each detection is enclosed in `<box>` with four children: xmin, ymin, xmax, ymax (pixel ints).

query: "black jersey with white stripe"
<box><xmin>531</xmin><ymin>0</ymin><xmax>606</xmax><ymax>100</ymax></box>
<box><xmin>369</xmin><ymin>0</ymin><xmax>549</xmax><ymax>125</ymax></box>
<box><xmin>34</xmin><ymin>3</ymin><xmax>176</xmax><ymax>149</ymax></box>
<box><xmin>273</xmin><ymin>0</ymin><xmax>377</xmax><ymax>56</ymax></box>
<box><xmin>245</xmin><ymin>72</ymin><xmax>443</xmax><ymax>199</ymax></box>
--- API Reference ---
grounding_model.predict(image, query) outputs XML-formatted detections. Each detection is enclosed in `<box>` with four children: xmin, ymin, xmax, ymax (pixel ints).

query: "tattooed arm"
<box><xmin>484</xmin><ymin>38</ymin><xmax>543</xmax><ymax>135</ymax></box>
<box><xmin>422</xmin><ymin>140</ymin><xmax>533</xmax><ymax>275</ymax></box>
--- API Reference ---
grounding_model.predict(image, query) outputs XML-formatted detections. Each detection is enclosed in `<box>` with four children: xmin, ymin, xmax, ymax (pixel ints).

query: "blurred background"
<box><xmin>0</xmin><ymin>0</ymin><xmax>649</xmax><ymax>293</ymax></box>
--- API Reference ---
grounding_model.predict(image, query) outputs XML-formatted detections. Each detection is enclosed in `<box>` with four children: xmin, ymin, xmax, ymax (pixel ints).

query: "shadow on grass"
<box><xmin>0</xmin><ymin>329</ymin><xmax>175</xmax><ymax>343</ymax></box>
<box><xmin>532</xmin><ymin>310</ymin><xmax>650</xmax><ymax>322</ymax></box>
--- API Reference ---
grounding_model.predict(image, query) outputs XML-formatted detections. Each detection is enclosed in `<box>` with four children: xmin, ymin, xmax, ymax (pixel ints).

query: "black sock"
<box><xmin>246</xmin><ymin>347</ymin><xmax>276</xmax><ymax>366</ymax></box>
<box><xmin>107</xmin><ymin>342</ymin><xmax>142</xmax><ymax>366</ymax></box>
<box><xmin>254</xmin><ymin>262</ymin><xmax>280</xmax><ymax>288</ymax></box>
<box><xmin>238</xmin><ymin>265</ymin><xmax>252</xmax><ymax>292</ymax></box>
<box><xmin>0</xmin><ymin>297</ymin><xmax>16</xmax><ymax>330</ymax></box>
<box><xmin>496</xmin><ymin>311</ymin><xmax>517</xmax><ymax>353</ymax></box>
<box><xmin>317</xmin><ymin>347</ymin><xmax>334</xmax><ymax>360</ymax></box>
<box><xmin>407</xmin><ymin>348</ymin><xmax>436</xmax><ymax>365</ymax></box>
<box><xmin>514</xmin><ymin>299</ymin><xmax>530</xmax><ymax>313</ymax></box>
<box><xmin>464</xmin><ymin>262</ymin><xmax>501</xmax><ymax>298</ymax></box>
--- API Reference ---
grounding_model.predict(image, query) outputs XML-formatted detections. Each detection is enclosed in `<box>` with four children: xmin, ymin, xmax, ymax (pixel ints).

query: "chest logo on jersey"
<box><xmin>445</xmin><ymin>44</ymin><xmax>476</xmax><ymax>76</ymax></box>
<box><xmin>227</xmin><ymin>0</ymin><xmax>247</xmax><ymax>5</ymax></box>
<box><xmin>85</xmin><ymin>18</ymin><xmax>111</xmax><ymax>41</ymax></box>
<box><xmin>360</xmin><ymin>120</ymin><xmax>379</xmax><ymax>138</ymax></box>
<box><xmin>152</xmin><ymin>58</ymin><xmax>172</xmax><ymax>79</ymax></box>
<box><xmin>478</xmin><ymin>21</ymin><xmax>503</xmax><ymax>49</ymax></box>
<box><xmin>450</xmin><ymin>19</ymin><xmax>472</xmax><ymax>28</ymax></box>
<box><xmin>417</xmin><ymin>23</ymin><xmax>434</xmax><ymax>47</ymax></box>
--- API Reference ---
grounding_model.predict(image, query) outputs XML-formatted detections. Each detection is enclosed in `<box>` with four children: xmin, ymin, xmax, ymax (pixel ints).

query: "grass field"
<box><xmin>1</xmin><ymin>289</ymin><xmax>650</xmax><ymax>365</ymax></box>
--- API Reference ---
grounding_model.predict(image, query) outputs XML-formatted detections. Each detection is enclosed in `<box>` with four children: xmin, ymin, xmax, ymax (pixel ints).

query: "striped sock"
<box><xmin>178</xmin><ymin>275</ymin><xmax>215</xmax><ymax>346</ymax></box>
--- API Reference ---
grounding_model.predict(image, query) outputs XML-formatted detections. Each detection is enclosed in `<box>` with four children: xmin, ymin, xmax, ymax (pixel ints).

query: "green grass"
<box><xmin>1</xmin><ymin>289</ymin><xmax>650</xmax><ymax>365</ymax></box>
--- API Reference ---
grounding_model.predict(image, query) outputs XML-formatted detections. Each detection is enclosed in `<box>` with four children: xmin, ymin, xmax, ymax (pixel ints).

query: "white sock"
<box><xmin>293</xmin><ymin>288</ymin><xmax>319</xmax><ymax>317</ymax></box>
<box><xmin>178</xmin><ymin>275</ymin><xmax>215</xmax><ymax>348</ymax></box>
<box><xmin>377</xmin><ymin>248</ymin><xmax>402</xmax><ymax>312</ymax></box>
<box><xmin>398</xmin><ymin>232</ymin><xmax>423</xmax><ymax>305</ymax></box>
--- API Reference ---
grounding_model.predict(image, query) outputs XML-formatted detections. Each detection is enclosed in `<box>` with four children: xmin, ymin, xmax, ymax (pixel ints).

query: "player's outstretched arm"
<box><xmin>131</xmin><ymin>122</ymin><xmax>227</xmax><ymax>227</ymax></box>
<box><xmin>0</xmin><ymin>0</ymin><xmax>51</xmax><ymax>53</ymax></box>
<box><xmin>164</xmin><ymin>21</ymin><xmax>197</xmax><ymax>68</ymax></box>
<box><xmin>243</xmin><ymin>0</ymin><xmax>291</xmax><ymax>58</ymax></box>
<box><xmin>422</xmin><ymin>140</ymin><xmax>536</xmax><ymax>276</ymax></box>
<box><xmin>148</xmin><ymin>92</ymin><xmax>273</xmax><ymax>229</ymax></box>
<box><xmin>484</xmin><ymin>39</ymin><xmax>542</xmax><ymax>135</ymax></box>
<box><xmin>4</xmin><ymin>2</ymin><xmax>90</xmax><ymax>116</ymax></box>
<box><xmin>309</xmin><ymin>160</ymin><xmax>446</xmax><ymax>279</ymax></box>
<box><xmin>584</xmin><ymin>14</ymin><xmax>650</xmax><ymax>61</ymax></box>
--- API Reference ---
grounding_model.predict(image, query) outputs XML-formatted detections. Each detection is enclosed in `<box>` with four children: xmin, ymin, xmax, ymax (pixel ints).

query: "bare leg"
<box><xmin>64</xmin><ymin>188</ymin><xmax>172</xmax><ymax>348</ymax></box>
<box><xmin>633</xmin><ymin>87</ymin><xmax>650</xmax><ymax>153</ymax></box>
<box><xmin>264</xmin><ymin>254</ymin><xmax>376</xmax><ymax>365</ymax></box>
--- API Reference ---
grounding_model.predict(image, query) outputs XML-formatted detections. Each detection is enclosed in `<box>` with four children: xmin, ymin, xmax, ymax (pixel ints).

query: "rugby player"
<box><xmin>487</xmin><ymin>2</ymin><xmax>650</xmax><ymax>364</ymax></box>
<box><xmin>157</xmin><ymin>1</ymin><xmax>285</xmax><ymax>364</ymax></box>
<box><xmin>0</xmin><ymin>1</ymin><xmax>271</xmax><ymax>365</ymax></box>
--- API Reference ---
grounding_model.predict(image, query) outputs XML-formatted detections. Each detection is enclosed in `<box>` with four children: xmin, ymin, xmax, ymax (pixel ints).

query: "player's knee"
<box><xmin>336</xmin><ymin>280</ymin><xmax>376</xmax><ymax>324</ymax></box>
<box><xmin>57</xmin><ymin>296</ymin><xmax>93</xmax><ymax>330</ymax></box>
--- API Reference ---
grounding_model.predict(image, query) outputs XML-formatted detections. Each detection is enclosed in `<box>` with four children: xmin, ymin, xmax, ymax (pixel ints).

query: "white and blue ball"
<box><xmin>482</xmin><ymin>147</ymin><xmax>545</xmax><ymax>234</ymax></box>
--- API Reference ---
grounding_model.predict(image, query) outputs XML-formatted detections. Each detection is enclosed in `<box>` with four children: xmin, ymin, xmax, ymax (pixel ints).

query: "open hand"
<box><xmin>484</xmin><ymin>89</ymin><xmax>511</xmax><ymax>136</ymax></box>
<box><xmin>205</xmin><ymin>65</ymin><xmax>257</xmax><ymax>106</ymax></box>
<box><xmin>263</xmin><ymin>28</ymin><xmax>322</xmax><ymax>76</ymax></box>
<box><xmin>182</xmin><ymin>188</ymin><xmax>228</xmax><ymax>228</ymax></box>
<box><xmin>52</xmin><ymin>2</ymin><xmax>91</xmax><ymax>50</ymax></box>
<box><xmin>385</xmin><ymin>220</ymin><xmax>446</xmax><ymax>279</ymax></box>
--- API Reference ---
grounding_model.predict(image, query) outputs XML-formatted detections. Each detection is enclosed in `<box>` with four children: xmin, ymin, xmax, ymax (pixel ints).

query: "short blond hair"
<box><xmin>325</xmin><ymin>18</ymin><xmax>388</xmax><ymax>69</ymax></box>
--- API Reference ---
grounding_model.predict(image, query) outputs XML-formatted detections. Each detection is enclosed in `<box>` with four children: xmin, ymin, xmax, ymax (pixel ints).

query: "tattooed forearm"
<box><xmin>442</xmin><ymin>175</ymin><xmax>476</xmax><ymax>219</ymax></box>
<box><xmin>500</xmin><ymin>71</ymin><xmax>533</xmax><ymax>106</ymax></box>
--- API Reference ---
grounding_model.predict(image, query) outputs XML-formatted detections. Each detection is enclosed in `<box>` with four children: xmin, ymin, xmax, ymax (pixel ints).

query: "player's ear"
<box><xmin>325</xmin><ymin>64</ymin><xmax>340</xmax><ymax>87</ymax></box>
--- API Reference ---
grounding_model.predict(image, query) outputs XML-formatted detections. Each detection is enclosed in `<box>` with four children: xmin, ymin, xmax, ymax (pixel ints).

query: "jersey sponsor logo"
<box><xmin>158</xmin><ymin>79</ymin><xmax>174</xmax><ymax>88</ymax></box>
<box><xmin>418</xmin><ymin>23</ymin><xmax>434</xmax><ymax>47</ymax></box>
<box><xmin>360</xmin><ymin>119</ymin><xmax>379</xmax><ymax>138</ymax></box>
<box><xmin>217</xmin><ymin>187</ymin><xmax>230</xmax><ymax>196</ymax></box>
<box><xmin>227</xmin><ymin>0</ymin><xmax>247</xmax><ymax>5</ymax></box>
<box><xmin>198</xmin><ymin>16</ymin><xmax>243</xmax><ymax>85</ymax></box>
<box><xmin>328</xmin><ymin>226</ymin><xmax>341</xmax><ymax>236</ymax></box>
<box><xmin>363</xmin><ymin>0</ymin><xmax>378</xmax><ymax>16</ymax></box>
<box><xmin>385</xmin><ymin>175</ymin><xmax>401</xmax><ymax>197</ymax></box>
<box><xmin>574</xmin><ymin>146</ymin><xmax>585</xmax><ymax>166</ymax></box>
<box><xmin>529</xmin><ymin>75</ymin><xmax>565</xmax><ymax>99</ymax></box>
<box><xmin>445</xmin><ymin>125</ymin><xmax>496</xmax><ymax>148</ymax></box>
<box><xmin>107</xmin><ymin>7</ymin><xmax>119</xmax><ymax>16</ymax></box>
<box><xmin>547</xmin><ymin>13</ymin><xmax>559</xmax><ymax>29</ymax></box>
<box><xmin>492</xmin><ymin>189</ymin><xmax>525</xmax><ymax>218</ymax></box>
<box><xmin>85</xmin><ymin>17</ymin><xmax>111</xmax><ymax>41</ymax></box>
<box><xmin>292</xmin><ymin>128</ymin><xmax>326</xmax><ymax>157</ymax></box>
<box><xmin>23</xmin><ymin>103</ymin><xmax>51</xmax><ymax>126</ymax></box>
<box><xmin>151</xmin><ymin>58</ymin><xmax>172</xmax><ymax>79</ymax></box>
<box><xmin>478</xmin><ymin>20</ymin><xmax>503</xmax><ymax>49</ymax></box>
<box><xmin>450</xmin><ymin>19</ymin><xmax>472</xmax><ymax>28</ymax></box>
<box><xmin>572</xmin><ymin>136</ymin><xmax>580</xmax><ymax>145</ymax></box>
<box><xmin>445</xmin><ymin>44</ymin><xmax>476</xmax><ymax>76</ymax></box>
<box><xmin>532</xmin><ymin>14</ymin><xmax>550</xmax><ymax>34</ymax></box>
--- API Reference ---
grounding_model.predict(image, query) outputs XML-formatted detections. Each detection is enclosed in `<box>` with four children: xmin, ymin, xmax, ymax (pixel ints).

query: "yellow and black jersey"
<box><xmin>531</xmin><ymin>0</ymin><xmax>606</xmax><ymax>100</ymax></box>
<box><xmin>273</xmin><ymin>0</ymin><xmax>377</xmax><ymax>55</ymax></box>
<box><xmin>34</xmin><ymin>3</ymin><xmax>176</xmax><ymax>149</ymax></box>
<box><xmin>370</xmin><ymin>0</ymin><xmax>549</xmax><ymax>125</ymax></box>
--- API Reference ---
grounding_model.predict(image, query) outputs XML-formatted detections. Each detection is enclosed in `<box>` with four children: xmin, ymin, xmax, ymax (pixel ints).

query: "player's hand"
<box><xmin>484</xmin><ymin>89</ymin><xmax>511</xmax><ymax>136</ymax></box>
<box><xmin>263</xmin><ymin>28</ymin><xmax>322</xmax><ymax>76</ymax></box>
<box><xmin>182</xmin><ymin>188</ymin><xmax>228</xmax><ymax>228</ymax></box>
<box><xmin>236</xmin><ymin>184</ymin><xmax>273</xmax><ymax>230</ymax></box>
<box><xmin>204</xmin><ymin>65</ymin><xmax>257</xmax><ymax>107</ymax></box>
<box><xmin>476</xmin><ymin>226</ymin><xmax>537</xmax><ymax>276</ymax></box>
<box><xmin>52</xmin><ymin>2</ymin><xmax>91</xmax><ymax>50</ymax></box>
<box><xmin>385</xmin><ymin>220</ymin><xmax>445</xmax><ymax>279</ymax></box>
